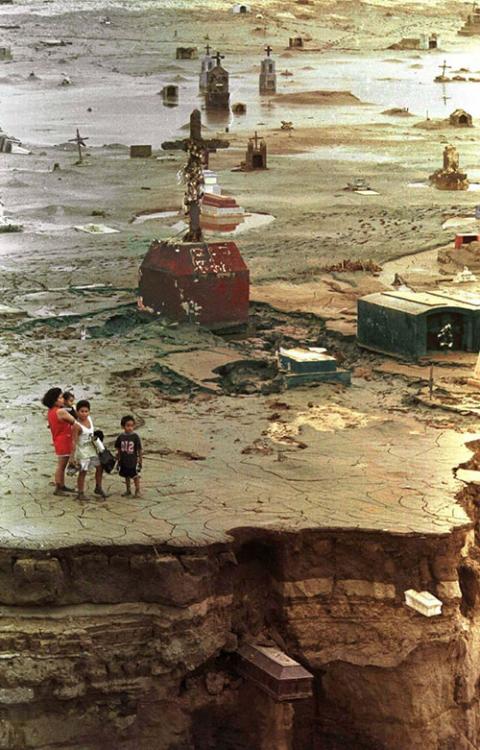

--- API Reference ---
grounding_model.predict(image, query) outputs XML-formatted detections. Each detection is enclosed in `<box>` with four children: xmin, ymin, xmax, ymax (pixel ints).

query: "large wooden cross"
<box><xmin>161</xmin><ymin>110</ymin><xmax>229</xmax><ymax>242</ymax></box>
<box><xmin>185</xmin><ymin>110</ymin><xmax>229</xmax><ymax>242</ymax></box>
<box><xmin>214</xmin><ymin>51</ymin><xmax>225</xmax><ymax>67</ymax></box>
<box><xmin>69</xmin><ymin>128</ymin><xmax>88</xmax><ymax>163</ymax></box>
<box><xmin>264</xmin><ymin>45</ymin><xmax>273</xmax><ymax>57</ymax></box>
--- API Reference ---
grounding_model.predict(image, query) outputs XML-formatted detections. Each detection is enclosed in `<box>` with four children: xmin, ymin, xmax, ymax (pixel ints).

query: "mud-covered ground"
<box><xmin>1</xmin><ymin>0</ymin><xmax>480</xmax><ymax>544</ymax></box>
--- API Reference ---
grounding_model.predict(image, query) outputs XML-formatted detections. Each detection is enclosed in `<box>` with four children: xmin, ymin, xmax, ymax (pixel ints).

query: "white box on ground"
<box><xmin>404</xmin><ymin>589</ymin><xmax>443</xmax><ymax>617</ymax></box>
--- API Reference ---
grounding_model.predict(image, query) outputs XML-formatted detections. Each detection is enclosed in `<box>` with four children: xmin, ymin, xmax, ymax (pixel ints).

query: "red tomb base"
<box><xmin>138</xmin><ymin>239</ymin><xmax>249</xmax><ymax>328</ymax></box>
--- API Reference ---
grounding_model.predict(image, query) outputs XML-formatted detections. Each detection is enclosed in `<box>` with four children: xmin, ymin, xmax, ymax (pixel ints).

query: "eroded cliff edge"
<box><xmin>1</xmin><ymin>493</ymin><xmax>480</xmax><ymax>750</ymax></box>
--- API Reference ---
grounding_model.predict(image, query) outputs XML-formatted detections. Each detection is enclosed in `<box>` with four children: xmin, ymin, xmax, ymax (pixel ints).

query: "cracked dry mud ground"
<box><xmin>0</xmin><ymin>322</ymin><xmax>473</xmax><ymax>549</ymax></box>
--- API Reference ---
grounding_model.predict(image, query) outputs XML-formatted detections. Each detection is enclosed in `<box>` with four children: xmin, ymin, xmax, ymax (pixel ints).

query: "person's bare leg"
<box><xmin>54</xmin><ymin>456</ymin><xmax>69</xmax><ymax>494</ymax></box>
<box><xmin>134</xmin><ymin>476</ymin><xmax>141</xmax><ymax>498</ymax></box>
<box><xmin>77</xmin><ymin>470</ymin><xmax>87</xmax><ymax>499</ymax></box>
<box><xmin>94</xmin><ymin>466</ymin><xmax>106</xmax><ymax>498</ymax></box>
<box><xmin>122</xmin><ymin>478</ymin><xmax>132</xmax><ymax>497</ymax></box>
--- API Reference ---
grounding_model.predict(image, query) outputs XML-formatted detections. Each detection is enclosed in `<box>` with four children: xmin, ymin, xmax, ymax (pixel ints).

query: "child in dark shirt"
<box><xmin>115</xmin><ymin>415</ymin><xmax>142</xmax><ymax>497</ymax></box>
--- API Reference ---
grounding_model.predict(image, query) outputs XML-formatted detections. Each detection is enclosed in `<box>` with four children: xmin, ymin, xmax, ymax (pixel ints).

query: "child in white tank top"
<box><xmin>70</xmin><ymin>400</ymin><xmax>106</xmax><ymax>500</ymax></box>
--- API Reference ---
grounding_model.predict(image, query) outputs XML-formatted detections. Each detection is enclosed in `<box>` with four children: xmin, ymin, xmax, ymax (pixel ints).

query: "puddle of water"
<box><xmin>407</xmin><ymin>182</ymin><xmax>480</xmax><ymax>192</ymax></box>
<box><xmin>0</xmin><ymin>0</ymin><xmax>231</xmax><ymax>16</ymax></box>
<box><xmin>132</xmin><ymin>210</ymin><xmax>179</xmax><ymax>224</ymax></box>
<box><xmin>173</xmin><ymin>211</ymin><xmax>275</xmax><ymax>237</ymax></box>
<box><xmin>289</xmin><ymin>145</ymin><xmax>396</xmax><ymax>164</ymax></box>
<box><xmin>227</xmin><ymin>212</ymin><xmax>275</xmax><ymax>235</ymax></box>
<box><xmin>5</xmin><ymin>42</ymin><xmax>480</xmax><ymax>147</ymax></box>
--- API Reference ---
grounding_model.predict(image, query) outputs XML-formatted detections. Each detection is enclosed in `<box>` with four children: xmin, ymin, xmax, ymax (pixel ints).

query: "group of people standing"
<box><xmin>42</xmin><ymin>388</ymin><xmax>143</xmax><ymax>500</ymax></box>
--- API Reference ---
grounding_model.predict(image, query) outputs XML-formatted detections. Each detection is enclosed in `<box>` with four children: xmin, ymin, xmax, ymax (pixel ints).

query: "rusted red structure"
<box><xmin>455</xmin><ymin>233</ymin><xmax>480</xmax><ymax>249</ymax></box>
<box><xmin>139</xmin><ymin>239</ymin><xmax>249</xmax><ymax>328</ymax></box>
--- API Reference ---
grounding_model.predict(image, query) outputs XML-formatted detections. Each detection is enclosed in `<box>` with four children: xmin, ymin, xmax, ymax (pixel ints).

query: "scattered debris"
<box><xmin>74</xmin><ymin>224</ymin><xmax>119</xmax><ymax>234</ymax></box>
<box><xmin>345</xmin><ymin>177</ymin><xmax>370</xmax><ymax>191</ymax></box>
<box><xmin>345</xmin><ymin>177</ymin><xmax>379</xmax><ymax>195</ymax></box>
<box><xmin>280</xmin><ymin>120</ymin><xmax>294</xmax><ymax>134</ymax></box>
<box><xmin>0</xmin><ymin>47</ymin><xmax>12</xmax><ymax>61</ymax></box>
<box><xmin>214</xmin><ymin>358</ymin><xmax>281</xmax><ymax>394</ymax></box>
<box><xmin>40</xmin><ymin>39</ymin><xmax>69</xmax><ymax>47</ymax></box>
<box><xmin>453</xmin><ymin>267</ymin><xmax>477</xmax><ymax>283</ymax></box>
<box><xmin>241</xmin><ymin>439</ymin><xmax>274</xmax><ymax>455</ymax></box>
<box><xmin>438</xmin><ymin>240</ymin><xmax>480</xmax><ymax>274</ymax></box>
<box><xmin>323</xmin><ymin>259</ymin><xmax>382</xmax><ymax>273</ymax></box>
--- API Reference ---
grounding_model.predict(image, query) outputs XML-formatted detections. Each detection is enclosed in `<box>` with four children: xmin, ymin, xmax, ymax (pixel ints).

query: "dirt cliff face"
<box><xmin>1</xmin><ymin>510</ymin><xmax>479</xmax><ymax>750</ymax></box>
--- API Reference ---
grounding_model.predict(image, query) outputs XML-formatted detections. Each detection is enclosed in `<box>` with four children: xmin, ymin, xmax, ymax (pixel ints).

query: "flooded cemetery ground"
<box><xmin>4</xmin><ymin>0</ymin><xmax>480</xmax><ymax>748</ymax></box>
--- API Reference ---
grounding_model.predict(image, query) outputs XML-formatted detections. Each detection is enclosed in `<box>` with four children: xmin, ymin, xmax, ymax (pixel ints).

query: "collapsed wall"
<box><xmin>1</xmin><ymin>496</ymin><xmax>480</xmax><ymax>750</ymax></box>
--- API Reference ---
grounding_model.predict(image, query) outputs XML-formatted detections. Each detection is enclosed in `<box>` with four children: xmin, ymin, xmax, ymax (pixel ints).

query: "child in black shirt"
<box><xmin>115</xmin><ymin>415</ymin><xmax>142</xmax><ymax>497</ymax></box>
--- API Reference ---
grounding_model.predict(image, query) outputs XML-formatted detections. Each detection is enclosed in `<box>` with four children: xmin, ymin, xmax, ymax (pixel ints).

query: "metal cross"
<box><xmin>439</xmin><ymin>60</ymin><xmax>451</xmax><ymax>78</ymax></box>
<box><xmin>253</xmin><ymin>131</ymin><xmax>260</xmax><ymax>149</ymax></box>
<box><xmin>68</xmin><ymin>128</ymin><xmax>88</xmax><ymax>163</ymax></box>
<box><xmin>205</xmin><ymin>43</ymin><xmax>211</xmax><ymax>56</ymax></box>
<box><xmin>265</xmin><ymin>45</ymin><xmax>272</xmax><ymax>57</ymax></box>
<box><xmin>214</xmin><ymin>51</ymin><xmax>225</xmax><ymax>66</ymax></box>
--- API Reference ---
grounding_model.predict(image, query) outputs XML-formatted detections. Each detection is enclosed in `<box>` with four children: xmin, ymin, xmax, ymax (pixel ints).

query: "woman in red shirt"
<box><xmin>42</xmin><ymin>387</ymin><xmax>77</xmax><ymax>496</ymax></box>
